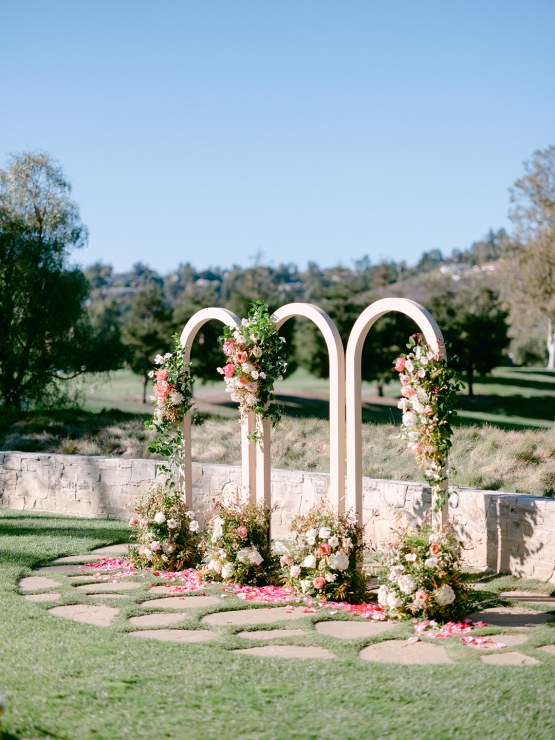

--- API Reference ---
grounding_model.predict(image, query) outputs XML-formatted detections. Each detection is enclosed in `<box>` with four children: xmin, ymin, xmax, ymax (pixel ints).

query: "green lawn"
<box><xmin>1</xmin><ymin>511</ymin><xmax>555</xmax><ymax>740</ymax></box>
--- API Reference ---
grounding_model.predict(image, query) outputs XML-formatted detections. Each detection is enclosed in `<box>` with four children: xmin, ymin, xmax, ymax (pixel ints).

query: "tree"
<box><xmin>426</xmin><ymin>281</ymin><xmax>510</xmax><ymax>396</ymax></box>
<box><xmin>123</xmin><ymin>288</ymin><xmax>173</xmax><ymax>403</ymax></box>
<box><xmin>0</xmin><ymin>151</ymin><xmax>125</xmax><ymax>409</ymax></box>
<box><xmin>503</xmin><ymin>146</ymin><xmax>555</xmax><ymax>367</ymax></box>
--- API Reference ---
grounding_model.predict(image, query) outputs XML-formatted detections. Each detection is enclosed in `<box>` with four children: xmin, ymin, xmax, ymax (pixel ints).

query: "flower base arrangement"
<box><xmin>128</xmin><ymin>485</ymin><xmax>202</xmax><ymax>571</ymax></box>
<box><xmin>378</xmin><ymin>521</ymin><xmax>469</xmax><ymax>621</ymax></box>
<box><xmin>201</xmin><ymin>498</ymin><xmax>280</xmax><ymax>585</ymax></box>
<box><xmin>395</xmin><ymin>333</ymin><xmax>463</xmax><ymax>510</ymax></box>
<box><xmin>280</xmin><ymin>504</ymin><xmax>368</xmax><ymax>604</ymax></box>
<box><xmin>217</xmin><ymin>301</ymin><xmax>287</xmax><ymax>440</ymax></box>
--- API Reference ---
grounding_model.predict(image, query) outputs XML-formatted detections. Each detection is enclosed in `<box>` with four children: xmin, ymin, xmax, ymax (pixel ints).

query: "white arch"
<box><xmin>271</xmin><ymin>303</ymin><xmax>346</xmax><ymax>512</ymax></box>
<box><xmin>345</xmin><ymin>298</ymin><xmax>447</xmax><ymax>524</ymax></box>
<box><xmin>179</xmin><ymin>308</ymin><xmax>241</xmax><ymax>508</ymax></box>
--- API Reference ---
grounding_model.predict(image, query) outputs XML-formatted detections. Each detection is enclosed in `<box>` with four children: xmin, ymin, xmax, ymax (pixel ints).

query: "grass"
<box><xmin>4</xmin><ymin>408</ymin><xmax>555</xmax><ymax>496</ymax></box>
<box><xmin>1</xmin><ymin>510</ymin><xmax>555</xmax><ymax>740</ymax></box>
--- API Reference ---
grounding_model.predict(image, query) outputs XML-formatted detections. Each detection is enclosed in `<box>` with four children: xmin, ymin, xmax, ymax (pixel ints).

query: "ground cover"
<box><xmin>1</xmin><ymin>510</ymin><xmax>555</xmax><ymax>740</ymax></box>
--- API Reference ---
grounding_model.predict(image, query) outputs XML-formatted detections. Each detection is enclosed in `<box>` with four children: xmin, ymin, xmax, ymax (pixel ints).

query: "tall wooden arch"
<box><xmin>345</xmin><ymin>298</ymin><xmax>448</xmax><ymax>525</ymax></box>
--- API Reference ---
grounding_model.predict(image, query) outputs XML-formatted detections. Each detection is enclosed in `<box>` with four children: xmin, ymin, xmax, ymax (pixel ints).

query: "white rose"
<box><xmin>236</xmin><ymin>548</ymin><xmax>252</xmax><ymax>563</ymax></box>
<box><xmin>246</xmin><ymin>382</ymin><xmax>258</xmax><ymax>393</ymax></box>
<box><xmin>154</xmin><ymin>512</ymin><xmax>166</xmax><ymax>524</ymax></box>
<box><xmin>150</xmin><ymin>541</ymin><xmax>161</xmax><ymax>551</ymax></box>
<box><xmin>405</xmin><ymin>553</ymin><xmax>417</xmax><ymax>562</ymax></box>
<box><xmin>378</xmin><ymin>585</ymin><xmax>390</xmax><ymax>605</ymax></box>
<box><xmin>189</xmin><ymin>520</ymin><xmax>200</xmax><ymax>532</ymax></box>
<box><xmin>417</xmin><ymin>368</ymin><xmax>426</xmax><ymax>378</ymax></box>
<box><xmin>398</xmin><ymin>575</ymin><xmax>417</xmax><ymax>594</ymax></box>
<box><xmin>328</xmin><ymin>535</ymin><xmax>339</xmax><ymax>547</ymax></box>
<box><xmin>221</xmin><ymin>563</ymin><xmax>234</xmax><ymax>579</ymax></box>
<box><xmin>161</xmin><ymin>554</ymin><xmax>169</xmax><ymax>562</ymax></box>
<box><xmin>329</xmin><ymin>551</ymin><xmax>349</xmax><ymax>571</ymax></box>
<box><xmin>274</xmin><ymin>541</ymin><xmax>288</xmax><ymax>554</ymax></box>
<box><xmin>251</xmin><ymin>370</ymin><xmax>259</xmax><ymax>379</ymax></box>
<box><xmin>405</xmin><ymin>359</ymin><xmax>414</xmax><ymax>373</ymax></box>
<box><xmin>425</xmin><ymin>556</ymin><xmax>439</xmax><ymax>569</ymax></box>
<box><xmin>302</xmin><ymin>555</ymin><xmax>317</xmax><ymax>568</ymax></box>
<box><xmin>259</xmin><ymin>372</ymin><xmax>266</xmax><ymax>379</ymax></box>
<box><xmin>300</xmin><ymin>580</ymin><xmax>312</xmax><ymax>593</ymax></box>
<box><xmin>143</xmin><ymin>548</ymin><xmax>152</xmax><ymax>559</ymax></box>
<box><xmin>319</xmin><ymin>527</ymin><xmax>331</xmax><ymax>539</ymax></box>
<box><xmin>252</xmin><ymin>347</ymin><xmax>262</xmax><ymax>358</ymax></box>
<box><xmin>242</xmin><ymin>363</ymin><xmax>256</xmax><ymax>374</ymax></box>
<box><xmin>248</xmin><ymin>548</ymin><xmax>264</xmax><ymax>566</ymax></box>
<box><xmin>434</xmin><ymin>584</ymin><xmax>456</xmax><ymax>606</ymax></box>
<box><xmin>325</xmin><ymin>573</ymin><xmax>337</xmax><ymax>582</ymax></box>
<box><xmin>387</xmin><ymin>593</ymin><xmax>403</xmax><ymax>609</ymax></box>
<box><xmin>306</xmin><ymin>535</ymin><xmax>316</xmax><ymax>545</ymax></box>
<box><xmin>290</xmin><ymin>565</ymin><xmax>301</xmax><ymax>578</ymax></box>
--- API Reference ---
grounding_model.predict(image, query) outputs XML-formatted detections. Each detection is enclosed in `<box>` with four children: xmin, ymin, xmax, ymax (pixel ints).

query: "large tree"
<box><xmin>0</xmin><ymin>152</ymin><xmax>125</xmax><ymax>409</ymax></box>
<box><xmin>503</xmin><ymin>145</ymin><xmax>555</xmax><ymax>367</ymax></box>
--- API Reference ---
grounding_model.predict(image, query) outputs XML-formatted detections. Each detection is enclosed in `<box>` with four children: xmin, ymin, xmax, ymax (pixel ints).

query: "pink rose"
<box><xmin>138</xmin><ymin>545</ymin><xmax>145</xmax><ymax>555</ymax></box>
<box><xmin>401</xmin><ymin>386</ymin><xmax>415</xmax><ymax>398</ymax></box>
<box><xmin>415</xmin><ymin>589</ymin><xmax>429</xmax><ymax>602</ymax></box>
<box><xmin>237</xmin><ymin>526</ymin><xmax>248</xmax><ymax>538</ymax></box>
<box><xmin>313</xmin><ymin>577</ymin><xmax>326</xmax><ymax>589</ymax></box>
<box><xmin>412</xmin><ymin>444</ymin><xmax>422</xmax><ymax>453</ymax></box>
<box><xmin>319</xmin><ymin>543</ymin><xmax>331</xmax><ymax>555</ymax></box>
<box><xmin>154</xmin><ymin>381</ymin><xmax>171</xmax><ymax>398</ymax></box>
<box><xmin>236</xmin><ymin>351</ymin><xmax>248</xmax><ymax>363</ymax></box>
<box><xmin>223</xmin><ymin>363</ymin><xmax>235</xmax><ymax>378</ymax></box>
<box><xmin>399</xmin><ymin>374</ymin><xmax>409</xmax><ymax>386</ymax></box>
<box><xmin>424</xmin><ymin>405</ymin><xmax>433</xmax><ymax>414</ymax></box>
<box><xmin>223</xmin><ymin>341</ymin><xmax>235</xmax><ymax>355</ymax></box>
<box><xmin>129</xmin><ymin>516</ymin><xmax>138</xmax><ymax>527</ymax></box>
<box><xmin>155</xmin><ymin>369</ymin><xmax>168</xmax><ymax>381</ymax></box>
<box><xmin>281</xmin><ymin>554</ymin><xmax>292</xmax><ymax>566</ymax></box>
<box><xmin>395</xmin><ymin>357</ymin><xmax>406</xmax><ymax>372</ymax></box>
<box><xmin>290</xmin><ymin>565</ymin><xmax>301</xmax><ymax>578</ymax></box>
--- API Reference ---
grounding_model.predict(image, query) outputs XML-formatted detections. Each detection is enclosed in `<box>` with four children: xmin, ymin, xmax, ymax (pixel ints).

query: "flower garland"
<box><xmin>394</xmin><ymin>333</ymin><xmax>463</xmax><ymax>510</ymax></box>
<box><xmin>217</xmin><ymin>301</ymin><xmax>287</xmax><ymax>440</ymax></box>
<box><xmin>200</xmin><ymin>498</ymin><xmax>280</xmax><ymax>586</ymax></box>
<box><xmin>279</xmin><ymin>504</ymin><xmax>368</xmax><ymax>604</ymax></box>
<box><xmin>378</xmin><ymin>521</ymin><xmax>469</xmax><ymax>621</ymax></box>
<box><xmin>144</xmin><ymin>334</ymin><xmax>194</xmax><ymax>489</ymax></box>
<box><xmin>128</xmin><ymin>485</ymin><xmax>202</xmax><ymax>571</ymax></box>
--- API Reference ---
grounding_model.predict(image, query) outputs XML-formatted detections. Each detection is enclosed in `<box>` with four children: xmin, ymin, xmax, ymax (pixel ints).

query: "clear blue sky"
<box><xmin>1</xmin><ymin>1</ymin><xmax>554</xmax><ymax>274</ymax></box>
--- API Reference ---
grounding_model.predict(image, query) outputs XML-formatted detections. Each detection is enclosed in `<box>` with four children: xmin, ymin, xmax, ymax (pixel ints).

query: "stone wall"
<box><xmin>1</xmin><ymin>451</ymin><xmax>554</xmax><ymax>582</ymax></box>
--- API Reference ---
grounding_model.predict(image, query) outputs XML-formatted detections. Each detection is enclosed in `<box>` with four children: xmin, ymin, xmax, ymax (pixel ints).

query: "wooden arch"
<box><xmin>345</xmin><ymin>298</ymin><xmax>447</xmax><ymax>524</ymax></box>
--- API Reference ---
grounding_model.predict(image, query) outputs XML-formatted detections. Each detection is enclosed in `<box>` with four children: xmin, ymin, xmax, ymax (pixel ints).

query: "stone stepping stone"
<box><xmin>129</xmin><ymin>629</ymin><xmax>217</xmax><ymax>643</ymax></box>
<box><xmin>18</xmin><ymin>576</ymin><xmax>59</xmax><ymax>590</ymax></box>
<box><xmin>538</xmin><ymin>645</ymin><xmax>555</xmax><ymax>656</ymax></box>
<box><xmin>148</xmin><ymin>586</ymin><xmax>196</xmax><ymax>595</ymax></box>
<box><xmin>499</xmin><ymin>591</ymin><xmax>555</xmax><ymax>606</ymax></box>
<box><xmin>233</xmin><ymin>645</ymin><xmax>335</xmax><ymax>659</ymax></box>
<box><xmin>468</xmin><ymin>607</ymin><xmax>553</xmax><ymax>629</ymax></box>
<box><xmin>23</xmin><ymin>592</ymin><xmax>61</xmax><ymax>602</ymax></box>
<box><xmin>315</xmin><ymin>621</ymin><xmax>394</xmax><ymax>640</ymax></box>
<box><xmin>359</xmin><ymin>640</ymin><xmax>452</xmax><ymax>664</ymax></box>
<box><xmin>33</xmin><ymin>565</ymin><xmax>99</xmax><ymax>574</ymax></box>
<box><xmin>129</xmin><ymin>613</ymin><xmax>186</xmax><ymax>627</ymax></box>
<box><xmin>51</xmin><ymin>555</ymin><xmax>96</xmax><ymax>563</ymax></box>
<box><xmin>201</xmin><ymin>607</ymin><xmax>313</xmax><ymax>627</ymax></box>
<box><xmin>141</xmin><ymin>596</ymin><xmax>220</xmax><ymax>610</ymax></box>
<box><xmin>466</xmin><ymin>634</ymin><xmax>528</xmax><ymax>649</ymax></box>
<box><xmin>91</xmin><ymin>544</ymin><xmax>134</xmax><ymax>554</ymax></box>
<box><xmin>48</xmin><ymin>604</ymin><xmax>119</xmax><ymax>627</ymax></box>
<box><xmin>76</xmin><ymin>581</ymin><xmax>143</xmax><ymax>593</ymax></box>
<box><xmin>92</xmin><ymin>594</ymin><xmax>128</xmax><ymax>599</ymax></box>
<box><xmin>237</xmin><ymin>629</ymin><xmax>307</xmax><ymax>640</ymax></box>
<box><xmin>480</xmin><ymin>651</ymin><xmax>540</xmax><ymax>666</ymax></box>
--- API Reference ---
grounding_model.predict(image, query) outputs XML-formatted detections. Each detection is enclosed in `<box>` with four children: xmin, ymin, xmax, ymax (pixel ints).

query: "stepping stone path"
<box><xmin>18</xmin><ymin>576</ymin><xmax>58</xmax><ymax>590</ymax></box>
<box><xmin>359</xmin><ymin>640</ymin><xmax>452</xmax><ymax>664</ymax></box>
<box><xmin>33</xmin><ymin>565</ymin><xmax>99</xmax><ymax>574</ymax></box>
<box><xmin>468</xmin><ymin>606</ymin><xmax>553</xmax><ymax>629</ymax></box>
<box><xmin>92</xmin><ymin>594</ymin><xmax>128</xmax><ymax>599</ymax></box>
<box><xmin>91</xmin><ymin>544</ymin><xmax>134</xmax><ymax>554</ymax></box>
<box><xmin>480</xmin><ymin>652</ymin><xmax>540</xmax><ymax>666</ymax></box>
<box><xmin>201</xmin><ymin>607</ymin><xmax>312</xmax><ymax>627</ymax></box>
<box><xmin>467</xmin><ymin>634</ymin><xmax>528</xmax><ymax>649</ymax></box>
<box><xmin>129</xmin><ymin>629</ymin><xmax>217</xmax><ymax>643</ymax></box>
<box><xmin>141</xmin><ymin>596</ymin><xmax>220</xmax><ymax>609</ymax></box>
<box><xmin>499</xmin><ymin>591</ymin><xmax>555</xmax><ymax>606</ymax></box>
<box><xmin>233</xmin><ymin>645</ymin><xmax>335</xmax><ymax>659</ymax></box>
<box><xmin>52</xmin><ymin>555</ymin><xmax>97</xmax><ymax>563</ymax></box>
<box><xmin>76</xmin><ymin>582</ymin><xmax>143</xmax><ymax>593</ymax></box>
<box><xmin>315</xmin><ymin>621</ymin><xmax>394</xmax><ymax>640</ymax></box>
<box><xmin>23</xmin><ymin>592</ymin><xmax>61</xmax><ymax>602</ymax></box>
<box><xmin>129</xmin><ymin>613</ymin><xmax>186</xmax><ymax>627</ymax></box>
<box><xmin>538</xmin><ymin>645</ymin><xmax>555</xmax><ymax>656</ymax></box>
<box><xmin>238</xmin><ymin>629</ymin><xmax>307</xmax><ymax>640</ymax></box>
<box><xmin>48</xmin><ymin>604</ymin><xmax>119</xmax><ymax>627</ymax></box>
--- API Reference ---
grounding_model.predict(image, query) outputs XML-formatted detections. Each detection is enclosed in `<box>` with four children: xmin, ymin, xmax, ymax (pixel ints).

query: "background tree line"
<box><xmin>4</xmin><ymin>146</ymin><xmax>555</xmax><ymax>410</ymax></box>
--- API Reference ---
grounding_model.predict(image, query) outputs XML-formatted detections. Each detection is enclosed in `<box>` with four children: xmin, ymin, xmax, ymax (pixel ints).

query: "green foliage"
<box><xmin>0</xmin><ymin>151</ymin><xmax>125</xmax><ymax>409</ymax></box>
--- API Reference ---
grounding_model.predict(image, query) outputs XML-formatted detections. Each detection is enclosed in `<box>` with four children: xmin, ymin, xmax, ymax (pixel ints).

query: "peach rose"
<box><xmin>313</xmin><ymin>577</ymin><xmax>326</xmax><ymax>589</ymax></box>
<box><xmin>429</xmin><ymin>544</ymin><xmax>440</xmax><ymax>556</ymax></box>
<box><xmin>401</xmin><ymin>386</ymin><xmax>415</xmax><ymax>398</ymax></box>
<box><xmin>319</xmin><ymin>543</ymin><xmax>331</xmax><ymax>555</ymax></box>
<box><xmin>424</xmin><ymin>405</ymin><xmax>433</xmax><ymax>414</ymax></box>
<box><xmin>236</xmin><ymin>351</ymin><xmax>248</xmax><ymax>363</ymax></box>
<box><xmin>415</xmin><ymin>589</ymin><xmax>429</xmax><ymax>602</ymax></box>
<box><xmin>237</xmin><ymin>526</ymin><xmax>248</xmax><ymax>538</ymax></box>
<box><xmin>281</xmin><ymin>554</ymin><xmax>292</xmax><ymax>566</ymax></box>
<box><xmin>239</xmin><ymin>375</ymin><xmax>248</xmax><ymax>384</ymax></box>
<box><xmin>129</xmin><ymin>516</ymin><xmax>138</xmax><ymax>527</ymax></box>
<box><xmin>399</xmin><ymin>374</ymin><xmax>409</xmax><ymax>385</ymax></box>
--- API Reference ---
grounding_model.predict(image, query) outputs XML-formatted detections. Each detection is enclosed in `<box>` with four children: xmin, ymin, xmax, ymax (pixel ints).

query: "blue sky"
<box><xmin>1</xmin><ymin>1</ymin><xmax>554</xmax><ymax>273</ymax></box>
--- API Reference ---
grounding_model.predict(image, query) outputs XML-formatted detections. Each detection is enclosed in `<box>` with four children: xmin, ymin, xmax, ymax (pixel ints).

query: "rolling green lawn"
<box><xmin>75</xmin><ymin>366</ymin><xmax>555</xmax><ymax>430</ymax></box>
<box><xmin>1</xmin><ymin>510</ymin><xmax>555</xmax><ymax>740</ymax></box>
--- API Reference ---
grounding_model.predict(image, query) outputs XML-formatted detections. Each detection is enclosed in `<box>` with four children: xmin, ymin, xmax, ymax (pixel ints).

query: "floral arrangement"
<box><xmin>201</xmin><ymin>498</ymin><xmax>280</xmax><ymax>586</ymax></box>
<box><xmin>395</xmin><ymin>333</ymin><xmax>463</xmax><ymax>510</ymax></box>
<box><xmin>217</xmin><ymin>301</ymin><xmax>287</xmax><ymax>440</ymax></box>
<box><xmin>378</xmin><ymin>521</ymin><xmax>469</xmax><ymax>621</ymax></box>
<box><xmin>279</xmin><ymin>504</ymin><xmax>368</xmax><ymax>603</ymax></box>
<box><xmin>144</xmin><ymin>334</ymin><xmax>194</xmax><ymax>488</ymax></box>
<box><xmin>128</xmin><ymin>484</ymin><xmax>201</xmax><ymax>571</ymax></box>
